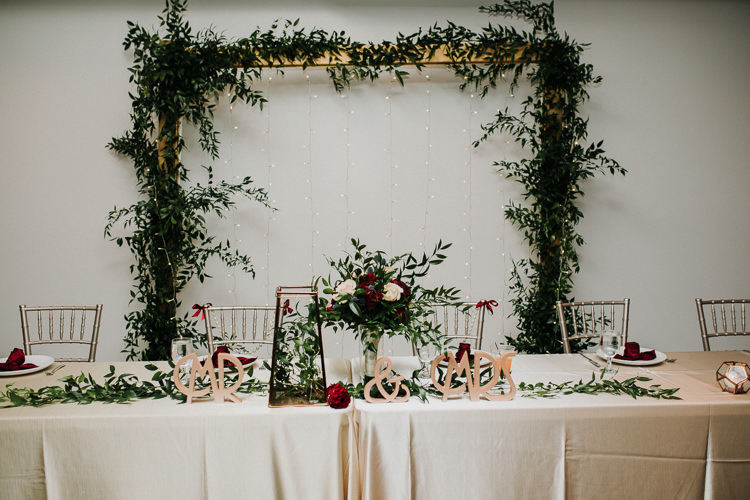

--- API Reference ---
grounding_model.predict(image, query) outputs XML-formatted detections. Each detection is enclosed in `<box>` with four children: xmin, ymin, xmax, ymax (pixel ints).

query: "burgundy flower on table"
<box><xmin>326</xmin><ymin>383</ymin><xmax>351</xmax><ymax>409</ymax></box>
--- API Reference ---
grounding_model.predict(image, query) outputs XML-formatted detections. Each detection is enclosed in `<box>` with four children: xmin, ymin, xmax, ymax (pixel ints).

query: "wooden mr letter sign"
<box><xmin>173</xmin><ymin>352</ymin><xmax>244</xmax><ymax>403</ymax></box>
<box><xmin>431</xmin><ymin>350</ymin><xmax>516</xmax><ymax>402</ymax></box>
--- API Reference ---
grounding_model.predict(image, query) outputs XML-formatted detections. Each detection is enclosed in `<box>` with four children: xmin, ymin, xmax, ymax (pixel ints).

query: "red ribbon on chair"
<box><xmin>192</xmin><ymin>303</ymin><xmax>212</xmax><ymax>320</ymax></box>
<box><xmin>476</xmin><ymin>300</ymin><xmax>499</xmax><ymax>315</ymax></box>
<box><xmin>282</xmin><ymin>299</ymin><xmax>293</xmax><ymax>315</ymax></box>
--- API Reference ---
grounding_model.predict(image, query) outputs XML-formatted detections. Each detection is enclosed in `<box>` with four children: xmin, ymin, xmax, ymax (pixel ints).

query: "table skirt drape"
<box><xmin>1</xmin><ymin>352</ymin><xmax>749</xmax><ymax>500</ymax></box>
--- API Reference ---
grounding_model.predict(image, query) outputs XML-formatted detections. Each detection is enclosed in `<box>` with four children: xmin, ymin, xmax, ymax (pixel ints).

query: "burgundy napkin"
<box><xmin>0</xmin><ymin>348</ymin><xmax>38</xmax><ymax>371</ymax></box>
<box><xmin>456</xmin><ymin>342</ymin><xmax>473</xmax><ymax>362</ymax></box>
<box><xmin>208</xmin><ymin>346</ymin><xmax>257</xmax><ymax>368</ymax></box>
<box><xmin>614</xmin><ymin>342</ymin><xmax>656</xmax><ymax>361</ymax></box>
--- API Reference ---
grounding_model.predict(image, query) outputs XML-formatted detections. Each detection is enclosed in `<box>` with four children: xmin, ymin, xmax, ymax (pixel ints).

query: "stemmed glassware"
<box><xmin>171</xmin><ymin>337</ymin><xmax>195</xmax><ymax>377</ymax></box>
<box><xmin>599</xmin><ymin>330</ymin><xmax>619</xmax><ymax>376</ymax></box>
<box><xmin>417</xmin><ymin>343</ymin><xmax>438</xmax><ymax>379</ymax></box>
<box><xmin>493</xmin><ymin>342</ymin><xmax>512</xmax><ymax>358</ymax></box>
<box><xmin>492</xmin><ymin>342</ymin><xmax>513</xmax><ymax>391</ymax></box>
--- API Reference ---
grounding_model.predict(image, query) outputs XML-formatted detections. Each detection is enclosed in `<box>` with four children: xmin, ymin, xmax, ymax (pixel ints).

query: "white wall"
<box><xmin>1</xmin><ymin>0</ymin><xmax>748</xmax><ymax>361</ymax></box>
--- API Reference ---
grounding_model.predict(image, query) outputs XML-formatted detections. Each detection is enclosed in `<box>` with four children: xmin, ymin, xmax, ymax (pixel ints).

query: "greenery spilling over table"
<box><xmin>108</xmin><ymin>0</ymin><xmax>623</xmax><ymax>360</ymax></box>
<box><xmin>0</xmin><ymin>366</ymin><xmax>679</xmax><ymax>408</ymax></box>
<box><xmin>0</xmin><ymin>364</ymin><xmax>265</xmax><ymax>408</ymax></box>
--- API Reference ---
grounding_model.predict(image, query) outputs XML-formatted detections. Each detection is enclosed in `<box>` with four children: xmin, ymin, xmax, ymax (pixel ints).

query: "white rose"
<box><xmin>334</xmin><ymin>279</ymin><xmax>357</xmax><ymax>300</ymax></box>
<box><xmin>383</xmin><ymin>282</ymin><xmax>404</xmax><ymax>302</ymax></box>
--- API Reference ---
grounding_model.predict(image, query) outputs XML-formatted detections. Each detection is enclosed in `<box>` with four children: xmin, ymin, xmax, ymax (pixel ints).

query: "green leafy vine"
<box><xmin>0</xmin><ymin>364</ymin><xmax>266</xmax><ymax>408</ymax></box>
<box><xmin>109</xmin><ymin>0</ymin><xmax>622</xmax><ymax>359</ymax></box>
<box><xmin>0</xmin><ymin>366</ymin><xmax>678</xmax><ymax>408</ymax></box>
<box><xmin>341</xmin><ymin>369</ymin><xmax>680</xmax><ymax>403</ymax></box>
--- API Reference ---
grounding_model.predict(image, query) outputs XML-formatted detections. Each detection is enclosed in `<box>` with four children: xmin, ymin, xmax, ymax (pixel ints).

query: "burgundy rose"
<box><xmin>365</xmin><ymin>288</ymin><xmax>383</xmax><ymax>308</ymax></box>
<box><xmin>390</xmin><ymin>279</ymin><xmax>411</xmax><ymax>299</ymax></box>
<box><xmin>326</xmin><ymin>383</ymin><xmax>351</xmax><ymax>409</ymax></box>
<box><xmin>359</xmin><ymin>272</ymin><xmax>376</xmax><ymax>288</ymax></box>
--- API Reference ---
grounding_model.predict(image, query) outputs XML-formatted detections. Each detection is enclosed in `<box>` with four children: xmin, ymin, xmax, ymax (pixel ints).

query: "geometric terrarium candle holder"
<box><xmin>716</xmin><ymin>361</ymin><xmax>750</xmax><ymax>394</ymax></box>
<box><xmin>268</xmin><ymin>286</ymin><xmax>328</xmax><ymax>407</ymax></box>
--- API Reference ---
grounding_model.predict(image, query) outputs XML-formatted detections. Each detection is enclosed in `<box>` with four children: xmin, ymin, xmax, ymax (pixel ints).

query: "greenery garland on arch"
<box><xmin>106</xmin><ymin>0</ymin><xmax>623</xmax><ymax>360</ymax></box>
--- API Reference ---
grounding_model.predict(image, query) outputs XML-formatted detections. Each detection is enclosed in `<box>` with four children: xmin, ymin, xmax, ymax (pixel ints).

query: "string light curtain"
<box><xmin>197</xmin><ymin>68</ymin><xmax>514</xmax><ymax>355</ymax></box>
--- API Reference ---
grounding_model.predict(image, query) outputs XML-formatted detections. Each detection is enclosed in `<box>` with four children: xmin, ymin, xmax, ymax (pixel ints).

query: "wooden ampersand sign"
<box><xmin>430</xmin><ymin>350</ymin><xmax>516</xmax><ymax>402</ymax></box>
<box><xmin>364</xmin><ymin>357</ymin><xmax>411</xmax><ymax>403</ymax></box>
<box><xmin>173</xmin><ymin>352</ymin><xmax>245</xmax><ymax>404</ymax></box>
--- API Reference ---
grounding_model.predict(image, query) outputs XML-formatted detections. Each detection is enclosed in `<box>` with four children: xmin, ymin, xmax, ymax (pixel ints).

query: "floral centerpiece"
<box><xmin>318</xmin><ymin>238</ymin><xmax>461</xmax><ymax>378</ymax></box>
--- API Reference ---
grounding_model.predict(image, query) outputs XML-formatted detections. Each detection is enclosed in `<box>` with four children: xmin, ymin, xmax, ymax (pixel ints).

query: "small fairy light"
<box><xmin>463</xmin><ymin>78</ymin><xmax>476</xmax><ymax>301</ymax></box>
<box><xmin>343</xmin><ymin>90</ymin><xmax>352</xmax><ymax>242</ymax></box>
<box><xmin>262</xmin><ymin>75</ymin><xmax>273</xmax><ymax>302</ymax></box>
<box><xmin>221</xmin><ymin>88</ymin><xmax>240</xmax><ymax>303</ymax></box>
<box><xmin>305</xmin><ymin>72</ymin><xmax>316</xmax><ymax>274</ymax></box>
<box><xmin>386</xmin><ymin>77</ymin><xmax>395</xmax><ymax>253</ymax></box>
<box><xmin>421</xmin><ymin>69</ymin><xmax>433</xmax><ymax>249</ymax></box>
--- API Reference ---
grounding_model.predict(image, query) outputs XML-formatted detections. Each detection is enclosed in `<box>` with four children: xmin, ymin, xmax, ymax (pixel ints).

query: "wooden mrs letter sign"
<box><xmin>173</xmin><ymin>352</ymin><xmax>245</xmax><ymax>403</ymax></box>
<box><xmin>431</xmin><ymin>350</ymin><xmax>516</xmax><ymax>402</ymax></box>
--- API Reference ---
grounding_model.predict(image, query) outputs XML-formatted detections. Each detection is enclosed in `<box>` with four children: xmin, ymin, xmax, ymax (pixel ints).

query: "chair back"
<box><xmin>423</xmin><ymin>303</ymin><xmax>486</xmax><ymax>352</ymax></box>
<box><xmin>20</xmin><ymin>304</ymin><xmax>103</xmax><ymax>362</ymax></box>
<box><xmin>695</xmin><ymin>298</ymin><xmax>750</xmax><ymax>351</ymax></box>
<box><xmin>556</xmin><ymin>299</ymin><xmax>630</xmax><ymax>354</ymax></box>
<box><xmin>202</xmin><ymin>304</ymin><xmax>276</xmax><ymax>356</ymax></box>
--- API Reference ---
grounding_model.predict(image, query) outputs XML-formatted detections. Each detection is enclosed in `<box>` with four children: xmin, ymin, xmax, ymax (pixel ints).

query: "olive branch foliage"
<box><xmin>107</xmin><ymin>0</ymin><xmax>622</xmax><ymax>360</ymax></box>
<box><xmin>0</xmin><ymin>364</ymin><xmax>267</xmax><ymax>408</ymax></box>
<box><xmin>342</xmin><ymin>367</ymin><xmax>681</xmax><ymax>403</ymax></box>
<box><xmin>0</xmin><ymin>365</ymin><xmax>677</xmax><ymax>408</ymax></box>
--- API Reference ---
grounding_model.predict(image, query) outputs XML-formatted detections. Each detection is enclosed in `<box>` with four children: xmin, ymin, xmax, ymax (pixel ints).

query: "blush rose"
<box><xmin>383</xmin><ymin>281</ymin><xmax>404</xmax><ymax>302</ymax></box>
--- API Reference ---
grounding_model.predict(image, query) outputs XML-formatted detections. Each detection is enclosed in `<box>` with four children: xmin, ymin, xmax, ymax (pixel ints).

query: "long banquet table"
<box><xmin>351</xmin><ymin>351</ymin><xmax>750</xmax><ymax>500</ymax></box>
<box><xmin>1</xmin><ymin>351</ymin><xmax>749</xmax><ymax>500</ymax></box>
<box><xmin>0</xmin><ymin>359</ymin><xmax>357</xmax><ymax>500</ymax></box>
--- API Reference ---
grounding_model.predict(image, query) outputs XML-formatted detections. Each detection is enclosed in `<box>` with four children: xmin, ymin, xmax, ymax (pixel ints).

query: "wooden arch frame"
<box><xmin>156</xmin><ymin>43</ymin><xmax>558</xmax><ymax>168</ymax></box>
<box><xmin>110</xmin><ymin>0</ymin><xmax>621</xmax><ymax>359</ymax></box>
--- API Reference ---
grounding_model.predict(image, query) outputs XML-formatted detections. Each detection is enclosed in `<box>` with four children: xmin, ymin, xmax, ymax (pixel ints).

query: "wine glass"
<box><xmin>417</xmin><ymin>344</ymin><xmax>438</xmax><ymax>378</ymax></box>
<box><xmin>171</xmin><ymin>337</ymin><xmax>194</xmax><ymax>376</ymax></box>
<box><xmin>493</xmin><ymin>342</ymin><xmax>512</xmax><ymax>358</ymax></box>
<box><xmin>599</xmin><ymin>330</ymin><xmax>619</xmax><ymax>376</ymax></box>
<box><xmin>492</xmin><ymin>342</ymin><xmax>513</xmax><ymax>390</ymax></box>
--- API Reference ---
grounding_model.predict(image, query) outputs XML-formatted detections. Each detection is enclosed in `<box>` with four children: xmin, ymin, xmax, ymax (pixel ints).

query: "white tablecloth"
<box><xmin>353</xmin><ymin>351</ymin><xmax>750</xmax><ymax>500</ymax></box>
<box><xmin>0</xmin><ymin>359</ymin><xmax>355</xmax><ymax>500</ymax></box>
<box><xmin>2</xmin><ymin>351</ymin><xmax>749</xmax><ymax>500</ymax></box>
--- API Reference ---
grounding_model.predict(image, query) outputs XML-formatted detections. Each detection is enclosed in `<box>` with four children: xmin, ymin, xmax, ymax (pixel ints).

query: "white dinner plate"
<box><xmin>438</xmin><ymin>356</ymin><xmax>492</xmax><ymax>368</ymax></box>
<box><xmin>197</xmin><ymin>353</ymin><xmax>257</xmax><ymax>371</ymax></box>
<box><xmin>596</xmin><ymin>347</ymin><xmax>666</xmax><ymax>366</ymax></box>
<box><xmin>0</xmin><ymin>354</ymin><xmax>55</xmax><ymax>376</ymax></box>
